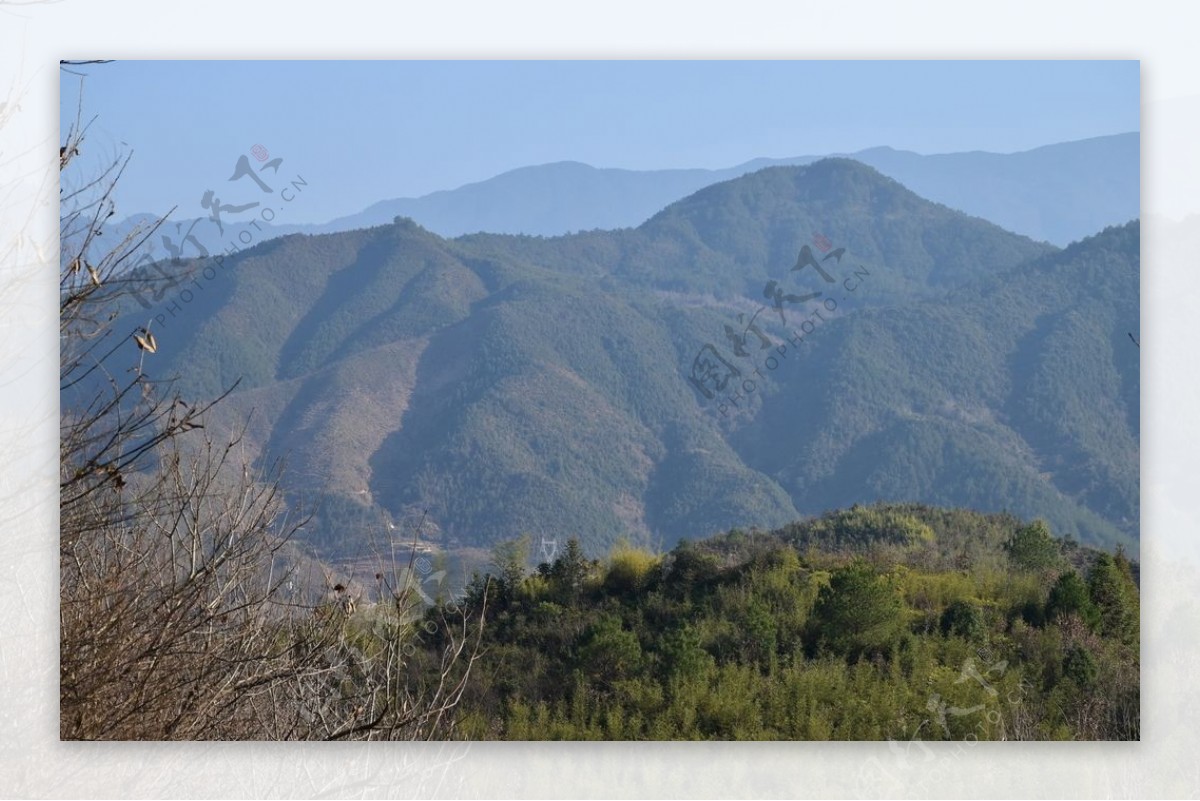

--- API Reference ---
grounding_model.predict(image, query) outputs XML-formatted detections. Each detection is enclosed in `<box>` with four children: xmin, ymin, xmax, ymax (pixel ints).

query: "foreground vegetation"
<box><xmin>402</xmin><ymin>504</ymin><xmax>1138</xmax><ymax>740</ymax></box>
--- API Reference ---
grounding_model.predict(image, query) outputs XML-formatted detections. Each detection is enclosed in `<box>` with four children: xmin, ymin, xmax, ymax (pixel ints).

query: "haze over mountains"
<box><xmin>323</xmin><ymin>133</ymin><xmax>1137</xmax><ymax>245</ymax></box>
<box><xmin>104</xmin><ymin>134</ymin><xmax>1136</xmax><ymax>270</ymax></box>
<box><xmin>108</xmin><ymin>157</ymin><xmax>1140</xmax><ymax>559</ymax></box>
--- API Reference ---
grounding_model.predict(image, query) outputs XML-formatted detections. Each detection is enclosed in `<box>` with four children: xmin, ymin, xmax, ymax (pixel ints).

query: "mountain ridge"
<box><xmin>100</xmin><ymin>134</ymin><xmax>1137</xmax><ymax>268</ymax></box>
<box><xmin>107</xmin><ymin>159</ymin><xmax>1138</xmax><ymax>558</ymax></box>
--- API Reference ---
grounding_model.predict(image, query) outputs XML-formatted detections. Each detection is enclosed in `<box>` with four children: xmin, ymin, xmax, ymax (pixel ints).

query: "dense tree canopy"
<box><xmin>406</xmin><ymin>504</ymin><xmax>1138</xmax><ymax>740</ymax></box>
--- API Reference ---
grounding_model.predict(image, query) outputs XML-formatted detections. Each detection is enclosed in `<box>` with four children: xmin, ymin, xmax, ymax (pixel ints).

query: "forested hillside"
<box><xmin>104</xmin><ymin>159</ymin><xmax>1138</xmax><ymax>559</ymax></box>
<box><xmin>392</xmin><ymin>504</ymin><xmax>1140</xmax><ymax>740</ymax></box>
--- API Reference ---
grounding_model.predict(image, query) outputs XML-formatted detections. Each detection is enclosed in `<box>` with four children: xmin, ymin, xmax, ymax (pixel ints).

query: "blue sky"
<box><xmin>59</xmin><ymin>60</ymin><xmax>1140</xmax><ymax>225</ymax></box>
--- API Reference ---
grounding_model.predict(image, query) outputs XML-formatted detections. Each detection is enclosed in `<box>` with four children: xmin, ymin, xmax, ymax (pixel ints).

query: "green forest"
<box><xmin>385</xmin><ymin>504</ymin><xmax>1138</xmax><ymax>740</ymax></box>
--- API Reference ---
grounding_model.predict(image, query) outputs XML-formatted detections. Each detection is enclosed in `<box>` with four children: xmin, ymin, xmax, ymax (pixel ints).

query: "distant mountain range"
<box><xmin>101</xmin><ymin>134</ymin><xmax>1137</xmax><ymax>266</ymax></box>
<box><xmin>322</xmin><ymin>133</ymin><xmax>1139</xmax><ymax>246</ymax></box>
<box><xmin>104</xmin><ymin>158</ymin><xmax>1139</xmax><ymax>559</ymax></box>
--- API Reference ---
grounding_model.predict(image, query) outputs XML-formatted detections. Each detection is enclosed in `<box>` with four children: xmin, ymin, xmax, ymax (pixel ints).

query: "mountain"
<box><xmin>104</xmin><ymin>134</ymin><xmax>1136</xmax><ymax>268</ymax></box>
<box><xmin>730</xmin><ymin>221</ymin><xmax>1140</xmax><ymax>550</ymax></box>
<box><xmin>317</xmin><ymin>161</ymin><xmax>729</xmax><ymax>238</ymax></box>
<box><xmin>319</xmin><ymin>134</ymin><xmax>1137</xmax><ymax>246</ymax></box>
<box><xmin>104</xmin><ymin>159</ymin><xmax>1137</xmax><ymax>559</ymax></box>
<box><xmin>842</xmin><ymin>134</ymin><xmax>1140</xmax><ymax>246</ymax></box>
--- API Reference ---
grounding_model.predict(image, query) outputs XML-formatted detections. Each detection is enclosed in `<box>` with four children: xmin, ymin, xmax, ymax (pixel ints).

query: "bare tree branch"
<box><xmin>59</xmin><ymin>73</ymin><xmax>486</xmax><ymax>741</ymax></box>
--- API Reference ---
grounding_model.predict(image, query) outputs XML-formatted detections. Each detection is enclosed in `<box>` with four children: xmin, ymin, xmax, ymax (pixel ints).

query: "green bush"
<box><xmin>603</xmin><ymin>542</ymin><xmax>660</xmax><ymax>596</ymax></box>
<box><xmin>1005</xmin><ymin>520</ymin><xmax>1062</xmax><ymax>571</ymax></box>
<box><xmin>1046</xmin><ymin>571</ymin><xmax>1100</xmax><ymax>630</ymax></box>
<box><xmin>812</xmin><ymin>560</ymin><xmax>908</xmax><ymax>660</ymax></box>
<box><xmin>940</xmin><ymin>600</ymin><xmax>985</xmax><ymax>640</ymax></box>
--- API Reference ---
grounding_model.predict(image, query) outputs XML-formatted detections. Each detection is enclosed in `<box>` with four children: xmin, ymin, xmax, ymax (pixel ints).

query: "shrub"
<box><xmin>940</xmin><ymin>600</ymin><xmax>985</xmax><ymax>640</ymax></box>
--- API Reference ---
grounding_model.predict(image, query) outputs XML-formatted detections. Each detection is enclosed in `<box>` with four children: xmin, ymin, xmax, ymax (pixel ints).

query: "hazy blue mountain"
<box><xmin>729</xmin><ymin>221</ymin><xmax>1140</xmax><ymax>550</ymax></box>
<box><xmin>314</xmin><ymin>133</ymin><xmax>1137</xmax><ymax>245</ymax></box>
<box><xmin>103</xmin><ymin>160</ymin><xmax>1137</xmax><ymax>559</ymax></box>
<box><xmin>106</xmin><ymin>134</ymin><xmax>1136</xmax><ymax>266</ymax></box>
<box><xmin>315</xmin><ymin>161</ymin><xmax>729</xmax><ymax>238</ymax></box>
<box><xmin>842</xmin><ymin>134</ymin><xmax>1139</xmax><ymax>246</ymax></box>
